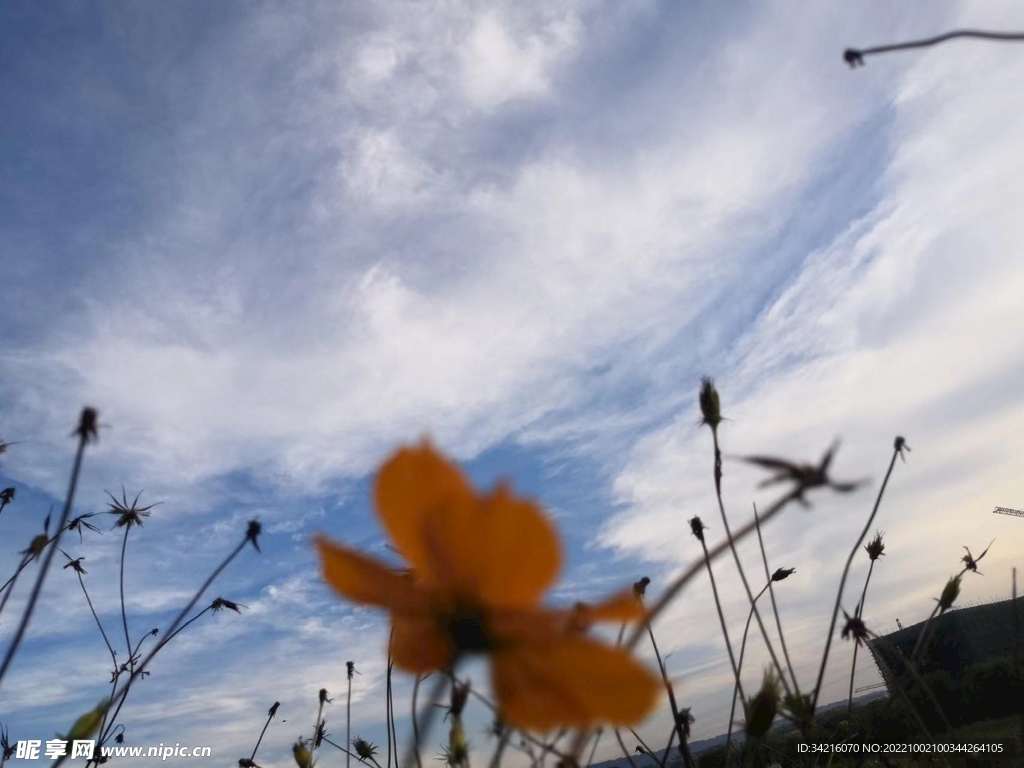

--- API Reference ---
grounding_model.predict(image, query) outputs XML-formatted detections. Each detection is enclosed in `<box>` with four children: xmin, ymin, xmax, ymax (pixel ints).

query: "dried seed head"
<box><xmin>0</xmin><ymin>487</ymin><xmax>15</xmax><ymax>505</ymax></box>
<box><xmin>698</xmin><ymin>377</ymin><xmax>723</xmax><ymax>430</ymax></box>
<box><xmin>106</xmin><ymin>486</ymin><xmax>160</xmax><ymax>529</ymax></box>
<box><xmin>675</xmin><ymin>708</ymin><xmax>694</xmax><ymax>739</ymax></box>
<box><xmin>74</xmin><ymin>407</ymin><xmax>100</xmax><ymax>443</ymax></box>
<box><xmin>319</xmin><ymin>687</ymin><xmax>333</xmax><ymax>705</ymax></box>
<box><xmin>353</xmin><ymin>737</ymin><xmax>378</xmax><ymax>761</ymax></box>
<box><xmin>937</xmin><ymin>575</ymin><xmax>961</xmax><ymax>613</ymax></box>
<box><xmin>268</xmin><ymin>702</ymin><xmax>281</xmax><ymax>718</ymax></box>
<box><xmin>211</xmin><ymin>597</ymin><xmax>246</xmax><ymax>614</ymax></box>
<box><xmin>246</xmin><ymin>519</ymin><xmax>262</xmax><ymax>552</ymax></box>
<box><xmin>864</xmin><ymin>531</ymin><xmax>885</xmax><ymax>561</ymax></box>
<box><xmin>347</xmin><ymin>660</ymin><xmax>358</xmax><ymax>679</ymax></box>
<box><xmin>632</xmin><ymin>577</ymin><xmax>651</xmax><ymax>599</ymax></box>
<box><xmin>63</xmin><ymin>556</ymin><xmax>88</xmax><ymax>574</ymax></box>
<box><xmin>688</xmin><ymin>516</ymin><xmax>706</xmax><ymax>542</ymax></box>
<box><xmin>841</xmin><ymin>608</ymin><xmax>870</xmax><ymax>647</ymax></box>
<box><xmin>771</xmin><ymin>567</ymin><xmax>795</xmax><ymax>583</ymax></box>
<box><xmin>744</xmin><ymin>670</ymin><xmax>780</xmax><ymax>739</ymax></box>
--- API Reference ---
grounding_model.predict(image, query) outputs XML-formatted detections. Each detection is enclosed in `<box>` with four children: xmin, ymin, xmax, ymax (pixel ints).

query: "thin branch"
<box><xmin>844</xmin><ymin>29</ymin><xmax>1024</xmax><ymax>67</ymax></box>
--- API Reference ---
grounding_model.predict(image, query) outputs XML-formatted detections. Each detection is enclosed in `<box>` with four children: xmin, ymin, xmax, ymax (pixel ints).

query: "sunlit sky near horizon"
<box><xmin>3</xmin><ymin>1</ymin><xmax>1024</xmax><ymax>765</ymax></box>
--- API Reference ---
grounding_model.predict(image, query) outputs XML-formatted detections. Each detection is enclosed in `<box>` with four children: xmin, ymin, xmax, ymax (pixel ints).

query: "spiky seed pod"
<box><xmin>771</xmin><ymin>567</ymin><xmax>795</xmax><ymax>582</ymax></box>
<box><xmin>841</xmin><ymin>609</ymin><xmax>870</xmax><ymax>647</ymax></box>
<box><xmin>698</xmin><ymin>377</ymin><xmax>723</xmax><ymax>430</ymax></box>
<box><xmin>353</xmin><ymin>738</ymin><xmax>378</xmax><ymax>761</ymax></box>
<box><xmin>864</xmin><ymin>531</ymin><xmax>885</xmax><ymax>561</ymax></box>
<box><xmin>688</xmin><ymin>516</ymin><xmax>705</xmax><ymax>542</ymax></box>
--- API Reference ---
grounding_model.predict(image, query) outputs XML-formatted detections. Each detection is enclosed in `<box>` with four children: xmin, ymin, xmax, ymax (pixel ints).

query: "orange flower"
<box><xmin>314</xmin><ymin>442</ymin><xmax>660</xmax><ymax>731</ymax></box>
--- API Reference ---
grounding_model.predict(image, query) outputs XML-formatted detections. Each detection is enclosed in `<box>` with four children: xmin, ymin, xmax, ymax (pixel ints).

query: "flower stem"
<box><xmin>0</xmin><ymin>418</ymin><xmax>90</xmax><ymax>689</ymax></box>
<box><xmin>812</xmin><ymin>440</ymin><xmax>902</xmax><ymax>712</ymax></box>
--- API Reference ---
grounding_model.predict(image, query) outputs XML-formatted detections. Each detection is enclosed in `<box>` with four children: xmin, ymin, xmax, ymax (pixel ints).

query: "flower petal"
<box><xmin>491</xmin><ymin>635</ymin><xmax>661</xmax><ymax>730</ymax></box>
<box><xmin>390</xmin><ymin>614</ymin><xmax>454</xmax><ymax>674</ymax></box>
<box><xmin>421</xmin><ymin>483</ymin><xmax>561</xmax><ymax>608</ymax></box>
<box><xmin>577</xmin><ymin>589</ymin><xmax>646</xmax><ymax>625</ymax></box>
<box><xmin>374</xmin><ymin>442</ymin><xmax>475</xmax><ymax>582</ymax></box>
<box><xmin>314</xmin><ymin>535</ymin><xmax>426</xmax><ymax>614</ymax></box>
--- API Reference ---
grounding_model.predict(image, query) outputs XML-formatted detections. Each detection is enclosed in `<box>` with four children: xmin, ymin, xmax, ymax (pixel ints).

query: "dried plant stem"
<box><xmin>697</xmin><ymin>534</ymin><xmax>746</xmax><ymax>703</ymax></box>
<box><xmin>611</xmin><ymin>728</ymin><xmax>638</xmax><ymax>768</ymax></box>
<box><xmin>1014</xmin><ymin>568</ymin><xmax>1024</xmax><ymax>757</ymax></box>
<box><xmin>466</xmin><ymin>686</ymin><xmax>573</xmax><ymax>764</ymax></box>
<box><xmin>813</xmin><ymin>440</ymin><xmax>902</xmax><ymax>712</ymax></box>
<box><xmin>753</xmin><ymin>503</ymin><xmax>798</xmax><ymax>693</ymax></box>
<box><xmin>847</xmin><ymin>559</ymin><xmax>877</xmax><ymax>717</ymax></box>
<box><xmin>250</xmin><ymin>705</ymin><xmax>276</xmax><ymax>763</ymax></box>
<box><xmin>346</xmin><ymin>673</ymin><xmax>353</xmax><ymax>768</ymax></box>
<box><xmin>406</xmin><ymin>672</ymin><xmax>446</xmax><ymax>768</ymax></box>
<box><xmin>74</xmin><ymin>566</ymin><xmax>117</xmax><ymax>667</ymax></box>
<box><xmin>585</xmin><ymin>729</ymin><xmax>603</xmax><ymax>767</ymax></box>
<box><xmin>564</xmin><ymin>486</ymin><xmax>804</xmax><ymax>766</ymax></box>
<box><xmin>488</xmin><ymin>726</ymin><xmax>511</xmax><ymax>768</ymax></box>
<box><xmin>846</xmin><ymin>29</ymin><xmax>1024</xmax><ymax>63</ymax></box>
<box><xmin>641</xmin><ymin>608</ymin><xmax>686</xmax><ymax>764</ymax></box>
<box><xmin>627</xmin><ymin>728</ymin><xmax>664</xmax><ymax>768</ymax></box>
<box><xmin>99</xmin><ymin>531</ymin><xmax>252</xmax><ymax>747</ymax></box>
<box><xmin>725</xmin><ymin>581</ymin><xmax>770</xmax><ymax>765</ymax></box>
<box><xmin>118</xmin><ymin>526</ymin><xmax>134</xmax><ymax>675</ymax></box>
<box><xmin>0</xmin><ymin>420</ymin><xmax>90</xmax><ymax>688</ymax></box>
<box><xmin>710</xmin><ymin>430</ymin><xmax>792</xmax><ymax>702</ymax></box>
<box><xmin>0</xmin><ymin>554</ymin><xmax>31</xmax><ymax>619</ymax></box>
<box><xmin>387</xmin><ymin>648</ymin><xmax>397</xmax><ymax>768</ymax></box>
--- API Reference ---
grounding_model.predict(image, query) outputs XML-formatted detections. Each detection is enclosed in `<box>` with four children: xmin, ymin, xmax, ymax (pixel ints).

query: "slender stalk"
<box><xmin>847</xmin><ymin>559</ymin><xmax>877</xmax><ymax>717</ymax></box>
<box><xmin>488</xmin><ymin>726</ymin><xmax>511</xmax><ymax>768</ymax></box>
<box><xmin>347</xmin><ymin>669</ymin><xmax>353</xmax><ymax>768</ymax></box>
<box><xmin>405</xmin><ymin>673</ymin><xmax>447</xmax><ymax>768</ymax></box>
<box><xmin>75</xmin><ymin>568</ymin><xmax>117</xmax><ymax>667</ymax></box>
<box><xmin>1014</xmin><ymin>568</ymin><xmax>1024</xmax><ymax>758</ymax></box>
<box><xmin>697</xmin><ymin>533</ymin><xmax>746</xmax><ymax>705</ymax></box>
<box><xmin>846</xmin><ymin>29</ymin><xmax>1024</xmax><ymax>64</ymax></box>
<box><xmin>0</xmin><ymin>419</ymin><xmax>90</xmax><ymax>688</ymax></box>
<box><xmin>250</xmin><ymin>705</ymin><xmax>276</xmax><ymax>763</ymax></box>
<box><xmin>387</xmin><ymin>647</ymin><xmax>397</xmax><ymax>768</ymax></box>
<box><xmin>585</xmin><ymin>729</ymin><xmax>603</xmax><ymax>768</ymax></box>
<box><xmin>710</xmin><ymin>430</ymin><xmax>792</xmax><ymax>700</ymax></box>
<box><xmin>726</xmin><ymin>582</ymin><xmax>770</xmax><ymax>766</ymax></box>
<box><xmin>611</xmin><ymin>728</ymin><xmax>638</xmax><ymax>768</ymax></box>
<box><xmin>0</xmin><ymin>555</ymin><xmax>30</xmax><ymax>619</ymax></box>
<box><xmin>99</xmin><ymin>532</ymin><xmax>251</xmax><ymax>746</ymax></box>
<box><xmin>565</xmin><ymin>486</ymin><xmax>804</xmax><ymax>766</ymax></box>
<box><xmin>627</xmin><ymin>728</ymin><xmax>664</xmax><ymax>768</ymax></box>
<box><xmin>642</xmin><ymin>605</ymin><xmax>686</xmax><ymax>764</ymax></box>
<box><xmin>753</xmin><ymin>503</ymin><xmax>798</xmax><ymax>693</ymax></box>
<box><xmin>812</xmin><ymin>440</ymin><xmax>902</xmax><ymax>711</ymax></box>
<box><xmin>118</xmin><ymin>527</ymin><xmax>134</xmax><ymax>675</ymax></box>
<box><xmin>161</xmin><ymin>606</ymin><xmax>212</xmax><ymax>647</ymax></box>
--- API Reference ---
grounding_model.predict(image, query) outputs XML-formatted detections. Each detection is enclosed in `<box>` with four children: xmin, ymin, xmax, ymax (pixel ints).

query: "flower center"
<box><xmin>446</xmin><ymin>607</ymin><xmax>491</xmax><ymax>654</ymax></box>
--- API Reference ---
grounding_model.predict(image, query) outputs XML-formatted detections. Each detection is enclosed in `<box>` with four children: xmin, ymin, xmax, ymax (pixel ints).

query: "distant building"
<box><xmin>866</xmin><ymin>595</ymin><xmax>1024</xmax><ymax>688</ymax></box>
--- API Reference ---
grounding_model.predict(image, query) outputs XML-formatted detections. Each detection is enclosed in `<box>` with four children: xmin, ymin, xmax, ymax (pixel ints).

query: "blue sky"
<box><xmin>3</xmin><ymin>1</ymin><xmax>1024</xmax><ymax>765</ymax></box>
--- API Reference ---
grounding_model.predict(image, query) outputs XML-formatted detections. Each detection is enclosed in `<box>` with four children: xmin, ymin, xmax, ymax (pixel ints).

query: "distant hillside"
<box><xmin>588</xmin><ymin>690</ymin><xmax>890</xmax><ymax>768</ymax></box>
